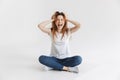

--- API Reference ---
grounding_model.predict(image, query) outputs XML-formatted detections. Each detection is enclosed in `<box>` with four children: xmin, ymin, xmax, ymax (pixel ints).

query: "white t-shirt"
<box><xmin>49</xmin><ymin>29</ymin><xmax>71</xmax><ymax>59</ymax></box>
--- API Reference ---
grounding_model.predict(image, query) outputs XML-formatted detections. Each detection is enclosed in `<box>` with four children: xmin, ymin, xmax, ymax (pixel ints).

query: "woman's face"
<box><xmin>55</xmin><ymin>15</ymin><xmax>65</xmax><ymax>30</ymax></box>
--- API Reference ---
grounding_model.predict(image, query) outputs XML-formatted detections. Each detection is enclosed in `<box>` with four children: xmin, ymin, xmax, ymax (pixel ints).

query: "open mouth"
<box><xmin>58</xmin><ymin>23</ymin><xmax>63</xmax><ymax>27</ymax></box>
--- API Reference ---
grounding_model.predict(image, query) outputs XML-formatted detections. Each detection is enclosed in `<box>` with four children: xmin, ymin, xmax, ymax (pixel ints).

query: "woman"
<box><xmin>38</xmin><ymin>11</ymin><xmax>82</xmax><ymax>73</ymax></box>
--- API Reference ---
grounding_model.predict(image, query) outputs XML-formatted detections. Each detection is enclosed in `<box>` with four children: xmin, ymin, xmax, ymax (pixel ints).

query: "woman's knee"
<box><xmin>74</xmin><ymin>56</ymin><xmax>82</xmax><ymax>65</ymax></box>
<box><xmin>38</xmin><ymin>55</ymin><xmax>46</xmax><ymax>64</ymax></box>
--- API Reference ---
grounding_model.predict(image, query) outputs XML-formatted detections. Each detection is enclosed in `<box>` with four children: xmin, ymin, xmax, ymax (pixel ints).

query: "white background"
<box><xmin>0</xmin><ymin>0</ymin><xmax>120</xmax><ymax>80</ymax></box>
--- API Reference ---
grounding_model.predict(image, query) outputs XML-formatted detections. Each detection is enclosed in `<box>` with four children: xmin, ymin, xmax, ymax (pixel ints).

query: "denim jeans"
<box><xmin>38</xmin><ymin>55</ymin><xmax>82</xmax><ymax>70</ymax></box>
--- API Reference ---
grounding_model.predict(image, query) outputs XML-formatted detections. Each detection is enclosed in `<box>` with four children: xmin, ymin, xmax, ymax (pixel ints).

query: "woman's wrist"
<box><xmin>51</xmin><ymin>19</ymin><xmax>54</xmax><ymax>22</ymax></box>
<box><xmin>67</xmin><ymin>19</ymin><xmax>80</xmax><ymax>26</ymax></box>
<box><xmin>67</xmin><ymin>19</ymin><xmax>72</xmax><ymax>23</ymax></box>
<box><xmin>66</xmin><ymin>19</ymin><xmax>69</xmax><ymax>22</ymax></box>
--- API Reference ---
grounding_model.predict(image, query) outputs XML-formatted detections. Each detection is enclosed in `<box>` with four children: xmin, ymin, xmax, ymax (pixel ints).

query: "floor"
<box><xmin>0</xmin><ymin>44</ymin><xmax>120</xmax><ymax>80</ymax></box>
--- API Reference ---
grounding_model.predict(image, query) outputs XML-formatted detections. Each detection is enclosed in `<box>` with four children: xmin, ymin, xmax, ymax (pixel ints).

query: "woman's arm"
<box><xmin>67</xmin><ymin>19</ymin><xmax>80</xmax><ymax>33</ymax></box>
<box><xmin>38</xmin><ymin>19</ymin><xmax>54</xmax><ymax>34</ymax></box>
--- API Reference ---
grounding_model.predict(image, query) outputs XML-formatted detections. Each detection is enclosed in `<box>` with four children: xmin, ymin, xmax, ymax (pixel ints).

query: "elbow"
<box><xmin>38</xmin><ymin>24</ymin><xmax>40</xmax><ymax>27</ymax></box>
<box><xmin>77</xmin><ymin>23</ymin><xmax>80</xmax><ymax>28</ymax></box>
<box><xmin>38</xmin><ymin>24</ymin><xmax>42</xmax><ymax>29</ymax></box>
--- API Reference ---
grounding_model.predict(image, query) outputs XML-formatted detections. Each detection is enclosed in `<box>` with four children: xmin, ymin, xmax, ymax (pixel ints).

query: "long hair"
<box><xmin>51</xmin><ymin>11</ymin><xmax>69</xmax><ymax>41</ymax></box>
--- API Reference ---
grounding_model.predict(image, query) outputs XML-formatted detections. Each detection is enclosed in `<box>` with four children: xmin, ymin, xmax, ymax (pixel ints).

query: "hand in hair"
<box><xmin>51</xmin><ymin>11</ymin><xmax>60</xmax><ymax>21</ymax></box>
<box><xmin>51</xmin><ymin>14</ymin><xmax>55</xmax><ymax>21</ymax></box>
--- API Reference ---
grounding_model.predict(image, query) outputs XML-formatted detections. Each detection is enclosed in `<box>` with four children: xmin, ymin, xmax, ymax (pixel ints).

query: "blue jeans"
<box><xmin>38</xmin><ymin>55</ymin><xmax>82</xmax><ymax>70</ymax></box>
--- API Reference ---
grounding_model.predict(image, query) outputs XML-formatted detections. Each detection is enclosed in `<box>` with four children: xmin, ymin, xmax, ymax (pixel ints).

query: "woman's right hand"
<box><xmin>51</xmin><ymin>14</ymin><xmax>56</xmax><ymax>21</ymax></box>
<box><xmin>51</xmin><ymin>18</ymin><xmax>54</xmax><ymax>22</ymax></box>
